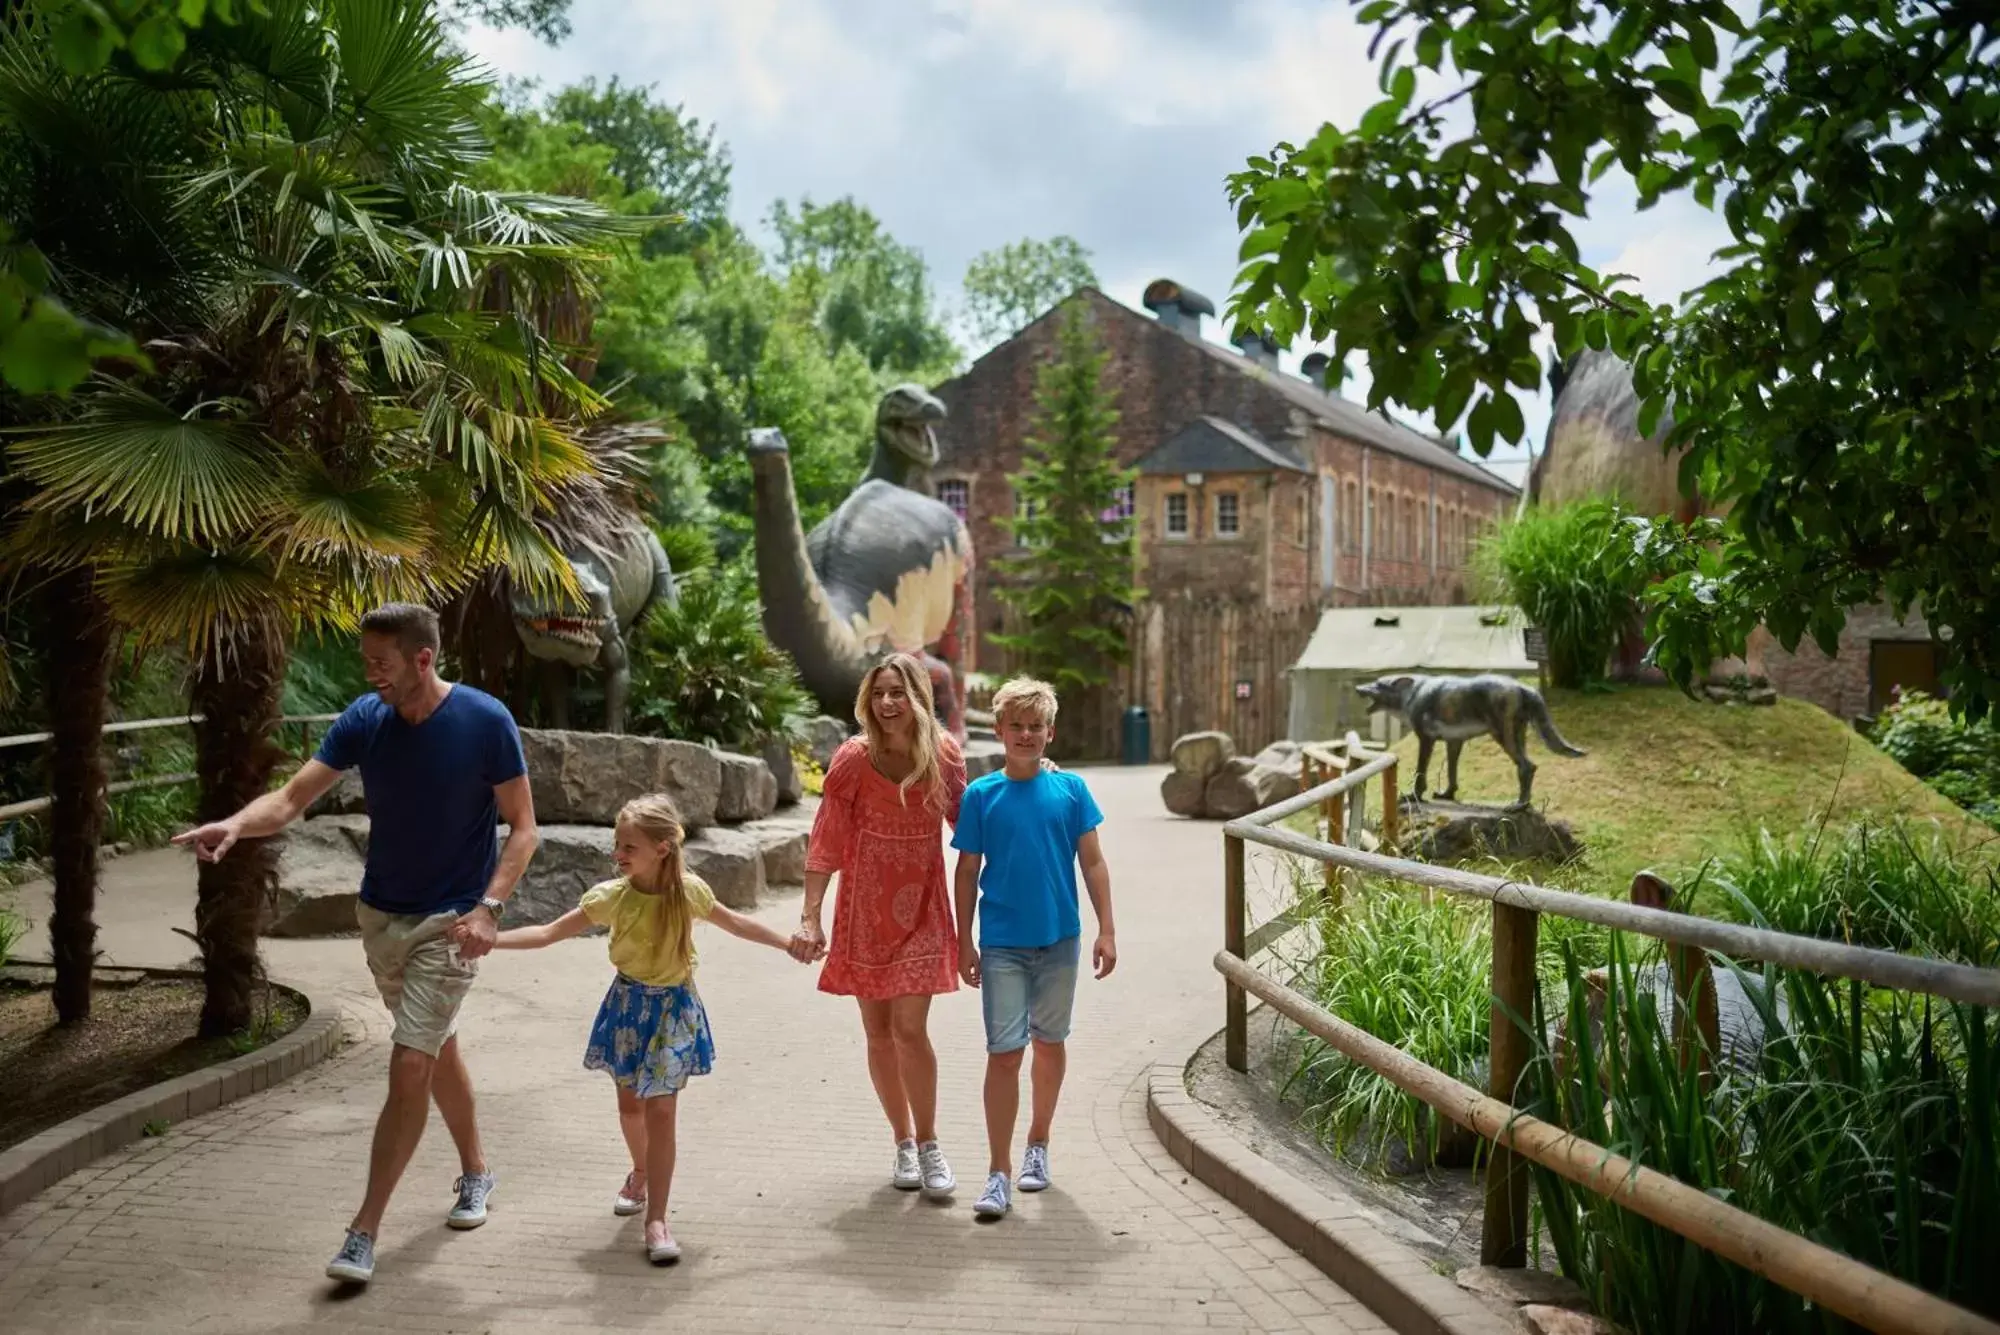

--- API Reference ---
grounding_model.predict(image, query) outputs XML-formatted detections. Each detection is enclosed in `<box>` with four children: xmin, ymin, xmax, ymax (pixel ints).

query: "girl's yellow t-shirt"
<box><xmin>577</xmin><ymin>873</ymin><xmax>716</xmax><ymax>986</ymax></box>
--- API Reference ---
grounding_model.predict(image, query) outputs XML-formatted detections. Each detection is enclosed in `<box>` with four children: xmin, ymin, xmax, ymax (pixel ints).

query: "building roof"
<box><xmin>1135</xmin><ymin>415</ymin><xmax>1310</xmax><ymax>476</ymax></box>
<box><xmin>1290</xmin><ymin>604</ymin><xmax>1536</xmax><ymax>675</ymax></box>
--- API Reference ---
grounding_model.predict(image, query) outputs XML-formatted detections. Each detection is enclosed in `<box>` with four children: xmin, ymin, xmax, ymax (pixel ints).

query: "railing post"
<box><xmin>1482</xmin><ymin>898</ymin><xmax>1539</xmax><ymax>1267</ymax></box>
<box><xmin>1380</xmin><ymin>758</ymin><xmax>1399</xmax><ymax>850</ymax></box>
<box><xmin>1224</xmin><ymin>831</ymin><xmax>1247</xmax><ymax>1073</ymax></box>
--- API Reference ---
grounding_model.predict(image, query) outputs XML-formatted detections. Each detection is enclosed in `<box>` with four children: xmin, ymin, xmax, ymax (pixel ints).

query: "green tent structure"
<box><xmin>1286</xmin><ymin>605</ymin><xmax>1536</xmax><ymax>744</ymax></box>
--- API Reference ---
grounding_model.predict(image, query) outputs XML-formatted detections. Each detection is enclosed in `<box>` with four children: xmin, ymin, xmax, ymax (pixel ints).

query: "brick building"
<box><xmin>929</xmin><ymin>283</ymin><xmax>1519</xmax><ymax>671</ymax></box>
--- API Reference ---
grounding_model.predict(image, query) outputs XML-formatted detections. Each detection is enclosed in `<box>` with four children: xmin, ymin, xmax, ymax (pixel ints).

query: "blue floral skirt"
<box><xmin>582</xmin><ymin>974</ymin><xmax>715</xmax><ymax>1098</ymax></box>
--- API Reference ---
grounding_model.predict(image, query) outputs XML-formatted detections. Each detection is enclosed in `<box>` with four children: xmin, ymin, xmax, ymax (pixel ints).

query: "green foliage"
<box><xmin>281</xmin><ymin>632</ymin><xmax>370</xmax><ymax>717</ymax></box>
<box><xmin>1475</xmin><ymin>500</ymin><xmax>1646</xmax><ymax>688</ymax></box>
<box><xmin>991</xmin><ymin>305</ymin><xmax>1134</xmax><ymax>693</ymax></box>
<box><xmin>628</xmin><ymin>562</ymin><xmax>809</xmax><ymax>750</ymax></box>
<box><xmin>768</xmin><ymin>196</ymin><xmax>959</xmax><ymax>379</ymax></box>
<box><xmin>1692</xmin><ymin>819</ymin><xmax>2000</xmax><ymax>968</ymax></box>
<box><xmin>0</xmin><ymin>900</ymin><xmax>23</xmax><ymax>965</ymax></box>
<box><xmin>1285</xmin><ymin>882</ymin><xmax>1494</xmax><ymax>1167</ymax></box>
<box><xmin>1526</xmin><ymin>935</ymin><xmax>2000</xmax><ymax>1332</ymax></box>
<box><xmin>1871</xmin><ymin>691</ymin><xmax>2000</xmax><ymax>830</ymax></box>
<box><xmin>961</xmin><ymin>236</ymin><xmax>1098</xmax><ymax>347</ymax></box>
<box><xmin>1227</xmin><ymin>0</ymin><xmax>2000</xmax><ymax>721</ymax></box>
<box><xmin>546</xmin><ymin>79</ymin><xmax>730</xmax><ymax>248</ymax></box>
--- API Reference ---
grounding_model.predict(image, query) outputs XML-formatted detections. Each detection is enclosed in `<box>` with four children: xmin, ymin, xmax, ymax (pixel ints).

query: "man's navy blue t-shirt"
<box><xmin>314</xmin><ymin>685</ymin><xmax>527</xmax><ymax>917</ymax></box>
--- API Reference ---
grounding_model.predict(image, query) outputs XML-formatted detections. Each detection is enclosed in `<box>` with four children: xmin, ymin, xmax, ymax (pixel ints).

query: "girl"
<box><xmin>496</xmin><ymin>792</ymin><xmax>809</xmax><ymax>1263</ymax></box>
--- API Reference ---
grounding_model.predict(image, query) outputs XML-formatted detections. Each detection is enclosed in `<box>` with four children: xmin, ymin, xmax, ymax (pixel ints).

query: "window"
<box><xmin>1013</xmin><ymin>490</ymin><xmax>1042</xmax><ymax>547</ymax></box>
<box><xmin>1407</xmin><ymin>499</ymin><xmax>1419</xmax><ymax>561</ymax></box>
<box><xmin>1099</xmin><ymin>482</ymin><xmax>1135</xmax><ymax>525</ymax></box>
<box><xmin>1344</xmin><ymin>481</ymin><xmax>1360</xmax><ymax>551</ymax></box>
<box><xmin>1164</xmin><ymin>491</ymin><xmax>1189</xmax><ymax>538</ymax></box>
<box><xmin>1215</xmin><ymin>491</ymin><xmax>1241</xmax><ymax>537</ymax></box>
<box><xmin>1368</xmin><ymin>486</ymin><xmax>1379</xmax><ymax>551</ymax></box>
<box><xmin>934</xmin><ymin>478</ymin><xmax>969</xmax><ymax>522</ymax></box>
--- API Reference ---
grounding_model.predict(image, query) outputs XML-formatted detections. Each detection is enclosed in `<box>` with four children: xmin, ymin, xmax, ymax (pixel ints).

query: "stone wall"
<box><xmin>1748</xmin><ymin>601</ymin><xmax>1937</xmax><ymax>721</ymax></box>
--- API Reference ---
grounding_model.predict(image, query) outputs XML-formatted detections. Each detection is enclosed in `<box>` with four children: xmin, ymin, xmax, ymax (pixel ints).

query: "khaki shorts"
<box><xmin>356</xmin><ymin>903</ymin><xmax>478</xmax><ymax>1057</ymax></box>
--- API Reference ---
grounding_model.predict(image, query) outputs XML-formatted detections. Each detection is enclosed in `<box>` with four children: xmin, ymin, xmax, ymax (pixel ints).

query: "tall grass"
<box><xmin>0</xmin><ymin>900</ymin><xmax>23</xmax><ymax>966</ymax></box>
<box><xmin>1524</xmin><ymin>937</ymin><xmax>2000</xmax><ymax>1333</ymax></box>
<box><xmin>1474</xmin><ymin>499</ymin><xmax>1646</xmax><ymax>688</ymax></box>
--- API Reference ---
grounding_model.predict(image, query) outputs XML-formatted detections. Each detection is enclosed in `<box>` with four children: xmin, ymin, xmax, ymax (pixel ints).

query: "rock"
<box><xmin>1569</xmin><ymin>960</ymin><xmax>1786</xmax><ymax>1080</ymax></box>
<box><xmin>1456</xmin><ymin>1266</ymin><xmax>1590</xmax><ymax>1310</ymax></box>
<box><xmin>805</xmin><ymin>715</ymin><xmax>851</xmax><ymax>772</ymax></box>
<box><xmin>962</xmin><ymin>738</ymin><xmax>1005</xmax><ymax>779</ymax></box>
<box><xmin>1518</xmin><ymin>1304</ymin><xmax>1623</xmax><ymax>1335</ymax></box>
<box><xmin>1202</xmin><ymin>756</ymin><xmax>1299</xmax><ymax>821</ymax></box>
<box><xmin>305</xmin><ymin>768</ymin><xmax>367</xmax><ymax>818</ymax></box>
<box><xmin>713</xmin><ymin>750</ymin><xmax>780</xmax><ymax>823</ymax></box>
<box><xmin>264</xmin><ymin>815</ymin><xmax>370</xmax><ymax>937</ymax></box>
<box><xmin>1161</xmin><ymin>768</ymin><xmax>1208</xmax><ymax>818</ymax></box>
<box><xmin>1170</xmin><ymin>730</ymin><xmax>1236</xmax><ymax>781</ymax></box>
<box><xmin>509</xmin><ymin>824</ymin><xmax>616</xmax><ymax>927</ymax></box>
<box><xmin>519</xmin><ymin>728</ymin><xmax>720</xmax><ymax>830</ymax></box>
<box><xmin>761</xmin><ymin>737</ymin><xmax>804</xmax><ymax>807</ymax></box>
<box><xmin>1251</xmin><ymin>739</ymin><xmax>1303</xmax><ymax>774</ymax></box>
<box><xmin>740</xmin><ymin>813</ymin><xmax>813</xmax><ymax>886</ymax></box>
<box><xmin>1402</xmin><ymin>800</ymin><xmax>1583</xmax><ymax>864</ymax></box>
<box><xmin>682</xmin><ymin>825</ymin><xmax>766</xmax><ymax>910</ymax></box>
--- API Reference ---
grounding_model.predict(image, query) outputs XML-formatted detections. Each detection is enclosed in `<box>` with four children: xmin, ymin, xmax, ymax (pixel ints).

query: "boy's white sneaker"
<box><xmin>892</xmin><ymin>1140</ymin><xmax>921</xmax><ymax>1191</ymax></box>
<box><xmin>1018</xmin><ymin>1142</ymin><xmax>1051</xmax><ymax>1192</ymax></box>
<box><xmin>973</xmin><ymin>1171</ymin><xmax>1011</xmax><ymax>1219</ymax></box>
<box><xmin>918</xmin><ymin>1141</ymin><xmax>955</xmax><ymax>1199</ymax></box>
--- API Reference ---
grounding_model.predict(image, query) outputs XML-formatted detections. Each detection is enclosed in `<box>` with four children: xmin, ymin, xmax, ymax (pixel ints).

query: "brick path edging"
<box><xmin>1146</xmin><ymin>1057</ymin><xmax>1518</xmax><ymax>1335</ymax></box>
<box><xmin>0</xmin><ymin>975</ymin><xmax>344</xmax><ymax>1217</ymax></box>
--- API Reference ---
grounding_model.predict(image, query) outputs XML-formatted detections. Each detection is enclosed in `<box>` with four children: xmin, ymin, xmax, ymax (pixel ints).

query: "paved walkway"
<box><xmin>0</xmin><ymin>764</ymin><xmax>1382</xmax><ymax>1334</ymax></box>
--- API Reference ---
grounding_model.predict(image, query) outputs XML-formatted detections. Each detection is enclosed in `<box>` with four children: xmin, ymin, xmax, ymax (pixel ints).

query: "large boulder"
<box><xmin>509</xmin><ymin>824</ymin><xmax>615</xmax><ymax>926</ymax></box>
<box><xmin>804</xmin><ymin>715</ymin><xmax>850</xmax><ymax>772</ymax></box>
<box><xmin>1201</xmin><ymin>755</ymin><xmax>1299</xmax><ymax>820</ymax></box>
<box><xmin>1252</xmin><ymin>739</ymin><xmax>1304</xmax><ymax>774</ymax></box>
<box><xmin>682</xmin><ymin>825</ymin><xmax>766</xmax><ymax>910</ymax></box>
<box><xmin>263</xmin><ymin>815</ymin><xmax>369</xmax><ymax>936</ymax></box>
<box><xmin>713</xmin><ymin>750</ymin><xmax>780</xmax><ymax>824</ymax></box>
<box><xmin>520</xmin><ymin>728</ymin><xmax>720</xmax><ymax>830</ymax></box>
<box><xmin>761</xmin><ymin>737</ymin><xmax>804</xmax><ymax>807</ymax></box>
<box><xmin>305</xmin><ymin>769</ymin><xmax>367</xmax><ymax>819</ymax></box>
<box><xmin>1171</xmin><ymin>730</ymin><xmax>1235</xmax><ymax>780</ymax></box>
<box><xmin>739</xmin><ymin>811</ymin><xmax>814</xmax><ymax>886</ymax></box>
<box><xmin>1160</xmin><ymin>769</ymin><xmax>1208</xmax><ymax>818</ymax></box>
<box><xmin>1401</xmin><ymin>800</ymin><xmax>1582</xmax><ymax>864</ymax></box>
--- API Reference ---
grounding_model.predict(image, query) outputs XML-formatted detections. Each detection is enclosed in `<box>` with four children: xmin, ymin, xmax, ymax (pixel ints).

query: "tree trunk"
<box><xmin>44</xmin><ymin>570</ymin><xmax>115</xmax><ymax>1024</ymax></box>
<box><xmin>190</xmin><ymin>627</ymin><xmax>288</xmax><ymax>1038</ymax></box>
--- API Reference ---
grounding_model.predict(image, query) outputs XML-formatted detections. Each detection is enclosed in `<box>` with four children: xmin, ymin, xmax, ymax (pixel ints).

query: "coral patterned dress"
<box><xmin>807</xmin><ymin>734</ymin><xmax>966</xmax><ymax>999</ymax></box>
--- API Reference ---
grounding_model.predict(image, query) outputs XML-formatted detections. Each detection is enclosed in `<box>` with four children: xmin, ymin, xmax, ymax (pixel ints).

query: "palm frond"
<box><xmin>269</xmin><ymin>463</ymin><xmax>434</xmax><ymax>563</ymax></box>
<box><xmin>458</xmin><ymin>493</ymin><xmax>579</xmax><ymax>604</ymax></box>
<box><xmin>9</xmin><ymin>383</ymin><xmax>277</xmax><ymax>544</ymax></box>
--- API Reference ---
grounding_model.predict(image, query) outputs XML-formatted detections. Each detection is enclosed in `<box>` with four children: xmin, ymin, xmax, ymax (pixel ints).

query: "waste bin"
<box><xmin>1120</xmin><ymin>705</ymin><xmax>1151</xmax><ymax>765</ymax></box>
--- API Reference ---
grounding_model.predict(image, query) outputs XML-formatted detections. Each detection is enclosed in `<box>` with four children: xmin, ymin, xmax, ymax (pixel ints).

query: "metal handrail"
<box><xmin>1218</xmin><ymin>744</ymin><xmax>2000</xmax><ymax>1335</ymax></box>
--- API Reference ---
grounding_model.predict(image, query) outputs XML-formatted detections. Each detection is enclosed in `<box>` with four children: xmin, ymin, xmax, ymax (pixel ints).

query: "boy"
<box><xmin>951</xmin><ymin>677</ymin><xmax>1117</xmax><ymax>1220</ymax></box>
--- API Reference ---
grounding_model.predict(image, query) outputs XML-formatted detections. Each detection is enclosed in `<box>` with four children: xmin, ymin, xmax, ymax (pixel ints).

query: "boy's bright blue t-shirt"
<box><xmin>951</xmin><ymin>767</ymin><xmax>1103</xmax><ymax>949</ymax></box>
<box><xmin>314</xmin><ymin>686</ymin><xmax>527</xmax><ymax>917</ymax></box>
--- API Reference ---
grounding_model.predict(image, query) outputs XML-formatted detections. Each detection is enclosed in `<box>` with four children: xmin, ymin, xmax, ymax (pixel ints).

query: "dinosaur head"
<box><xmin>875</xmin><ymin>383</ymin><xmax>946</xmax><ymax>470</ymax></box>
<box><xmin>511</xmin><ymin>543</ymin><xmax>616</xmax><ymax>668</ymax></box>
<box><xmin>1355</xmin><ymin>675</ymin><xmax>1418</xmax><ymax>715</ymax></box>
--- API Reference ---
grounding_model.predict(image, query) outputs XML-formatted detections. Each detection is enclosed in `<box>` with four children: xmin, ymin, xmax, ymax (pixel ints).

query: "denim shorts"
<box><xmin>980</xmin><ymin>937</ymin><xmax>1081</xmax><ymax>1054</ymax></box>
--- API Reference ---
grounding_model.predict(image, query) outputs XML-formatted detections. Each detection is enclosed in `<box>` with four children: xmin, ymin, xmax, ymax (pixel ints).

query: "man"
<box><xmin>174</xmin><ymin>603</ymin><xmax>539</xmax><ymax>1285</ymax></box>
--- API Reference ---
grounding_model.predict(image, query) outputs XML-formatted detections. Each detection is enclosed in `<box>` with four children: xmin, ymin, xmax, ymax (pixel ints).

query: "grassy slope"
<box><xmin>1376</xmin><ymin>685</ymin><xmax>1995</xmax><ymax>897</ymax></box>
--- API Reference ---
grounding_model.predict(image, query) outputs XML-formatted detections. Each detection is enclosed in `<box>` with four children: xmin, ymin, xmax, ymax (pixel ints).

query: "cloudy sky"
<box><xmin>465</xmin><ymin>0</ymin><xmax>1733</xmax><ymax>489</ymax></box>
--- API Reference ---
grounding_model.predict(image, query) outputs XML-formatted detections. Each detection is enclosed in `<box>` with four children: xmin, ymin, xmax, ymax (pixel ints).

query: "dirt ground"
<box><xmin>0</xmin><ymin>972</ymin><xmax>306</xmax><ymax>1152</ymax></box>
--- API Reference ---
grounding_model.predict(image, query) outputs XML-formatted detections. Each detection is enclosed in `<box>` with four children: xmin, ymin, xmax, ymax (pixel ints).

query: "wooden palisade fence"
<box><xmin>1219</xmin><ymin>741</ymin><xmax>2000</xmax><ymax>1335</ymax></box>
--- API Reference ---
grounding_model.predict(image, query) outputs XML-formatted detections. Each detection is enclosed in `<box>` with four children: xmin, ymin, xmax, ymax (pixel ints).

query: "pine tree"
<box><xmin>993</xmin><ymin>304</ymin><xmax>1136</xmax><ymax>708</ymax></box>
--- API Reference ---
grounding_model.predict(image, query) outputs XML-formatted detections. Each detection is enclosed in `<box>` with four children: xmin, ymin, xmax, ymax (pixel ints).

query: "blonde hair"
<box><xmin>854</xmin><ymin>653</ymin><xmax>949</xmax><ymax>810</ymax></box>
<box><xmin>615</xmin><ymin>793</ymin><xmax>693</xmax><ymax>966</ymax></box>
<box><xmin>991</xmin><ymin>676</ymin><xmax>1059</xmax><ymax>727</ymax></box>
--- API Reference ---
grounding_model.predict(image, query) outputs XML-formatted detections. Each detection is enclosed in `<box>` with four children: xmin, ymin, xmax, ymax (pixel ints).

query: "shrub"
<box><xmin>1474</xmin><ymin>500</ymin><xmax>1647</xmax><ymax>688</ymax></box>
<box><xmin>628</xmin><ymin>561</ymin><xmax>811</xmax><ymax>750</ymax></box>
<box><xmin>1871</xmin><ymin>690</ymin><xmax>2000</xmax><ymax>829</ymax></box>
<box><xmin>0</xmin><ymin>901</ymin><xmax>23</xmax><ymax>966</ymax></box>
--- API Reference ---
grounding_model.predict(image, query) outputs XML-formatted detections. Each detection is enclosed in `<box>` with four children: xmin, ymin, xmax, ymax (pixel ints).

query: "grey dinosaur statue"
<box><xmin>511</xmin><ymin>519</ymin><xmax>677</xmax><ymax>734</ymax></box>
<box><xmin>747</xmin><ymin>384</ymin><xmax>973</xmax><ymax>736</ymax></box>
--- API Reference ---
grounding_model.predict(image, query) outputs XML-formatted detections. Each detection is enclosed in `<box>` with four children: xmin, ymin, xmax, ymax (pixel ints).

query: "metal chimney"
<box><xmin>1141</xmin><ymin>278</ymin><xmax>1216</xmax><ymax>337</ymax></box>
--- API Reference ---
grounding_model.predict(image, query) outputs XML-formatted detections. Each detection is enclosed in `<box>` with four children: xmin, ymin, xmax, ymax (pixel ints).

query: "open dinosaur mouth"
<box><xmin>522</xmin><ymin>616</ymin><xmax>605</xmax><ymax>647</ymax></box>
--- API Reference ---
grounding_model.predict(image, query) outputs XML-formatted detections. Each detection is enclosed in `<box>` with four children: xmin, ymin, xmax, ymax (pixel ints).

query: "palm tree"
<box><xmin>0</xmin><ymin>0</ymin><xmax>637</xmax><ymax>1034</ymax></box>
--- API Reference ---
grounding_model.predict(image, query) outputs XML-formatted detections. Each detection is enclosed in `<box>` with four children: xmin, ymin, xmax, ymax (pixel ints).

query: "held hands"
<box><xmin>1092</xmin><ymin>931</ymin><xmax>1118</xmax><ymax>980</ymax></box>
<box><xmin>448</xmin><ymin>905</ymin><xmax>500</xmax><ymax>961</ymax></box>
<box><xmin>786</xmin><ymin>919</ymin><xmax>828</xmax><ymax>965</ymax></box>
<box><xmin>958</xmin><ymin>942</ymin><xmax>981</xmax><ymax>988</ymax></box>
<box><xmin>171</xmin><ymin>819</ymin><xmax>241</xmax><ymax>863</ymax></box>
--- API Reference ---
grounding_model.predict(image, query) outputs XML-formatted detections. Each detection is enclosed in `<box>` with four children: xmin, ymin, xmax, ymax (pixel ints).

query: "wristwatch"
<box><xmin>478</xmin><ymin>896</ymin><xmax>506</xmax><ymax>920</ymax></box>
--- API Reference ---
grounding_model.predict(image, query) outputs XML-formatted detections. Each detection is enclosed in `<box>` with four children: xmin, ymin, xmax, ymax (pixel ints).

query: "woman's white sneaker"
<box><xmin>973</xmin><ymin>1172</ymin><xmax>1011</xmax><ymax>1219</ymax></box>
<box><xmin>918</xmin><ymin>1141</ymin><xmax>955</xmax><ymax>1199</ymax></box>
<box><xmin>892</xmin><ymin>1139</ymin><xmax>921</xmax><ymax>1191</ymax></box>
<box><xmin>1018</xmin><ymin>1142</ymin><xmax>1051</xmax><ymax>1192</ymax></box>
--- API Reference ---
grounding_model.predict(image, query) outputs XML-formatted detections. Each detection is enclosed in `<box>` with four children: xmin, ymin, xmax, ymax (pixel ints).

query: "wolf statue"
<box><xmin>1355</xmin><ymin>674</ymin><xmax>1586</xmax><ymax>809</ymax></box>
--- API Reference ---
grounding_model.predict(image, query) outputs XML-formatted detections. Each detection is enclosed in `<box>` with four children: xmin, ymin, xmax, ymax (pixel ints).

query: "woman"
<box><xmin>790</xmin><ymin>653</ymin><xmax>966</xmax><ymax>1199</ymax></box>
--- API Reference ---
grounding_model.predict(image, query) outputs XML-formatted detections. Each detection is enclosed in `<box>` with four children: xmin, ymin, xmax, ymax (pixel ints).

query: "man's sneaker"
<box><xmin>892</xmin><ymin>1139</ymin><xmax>921</xmax><ymax>1191</ymax></box>
<box><xmin>973</xmin><ymin>1171</ymin><xmax>1011</xmax><ymax>1220</ymax></box>
<box><xmin>614</xmin><ymin>1170</ymin><xmax>646</xmax><ymax>1217</ymax></box>
<box><xmin>1018</xmin><ymin>1142</ymin><xmax>1051</xmax><ymax>1193</ymax></box>
<box><xmin>448</xmin><ymin>1171</ymin><xmax>496</xmax><ymax>1229</ymax></box>
<box><xmin>918</xmin><ymin>1141</ymin><xmax>955</xmax><ymax>1199</ymax></box>
<box><xmin>325</xmin><ymin>1229</ymin><xmax>375</xmax><ymax>1283</ymax></box>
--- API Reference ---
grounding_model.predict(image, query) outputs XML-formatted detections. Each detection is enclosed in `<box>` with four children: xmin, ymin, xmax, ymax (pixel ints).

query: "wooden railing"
<box><xmin>0</xmin><ymin>714</ymin><xmax>340</xmax><ymax>822</ymax></box>
<box><xmin>1220</xmin><ymin>742</ymin><xmax>2000</xmax><ymax>1335</ymax></box>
